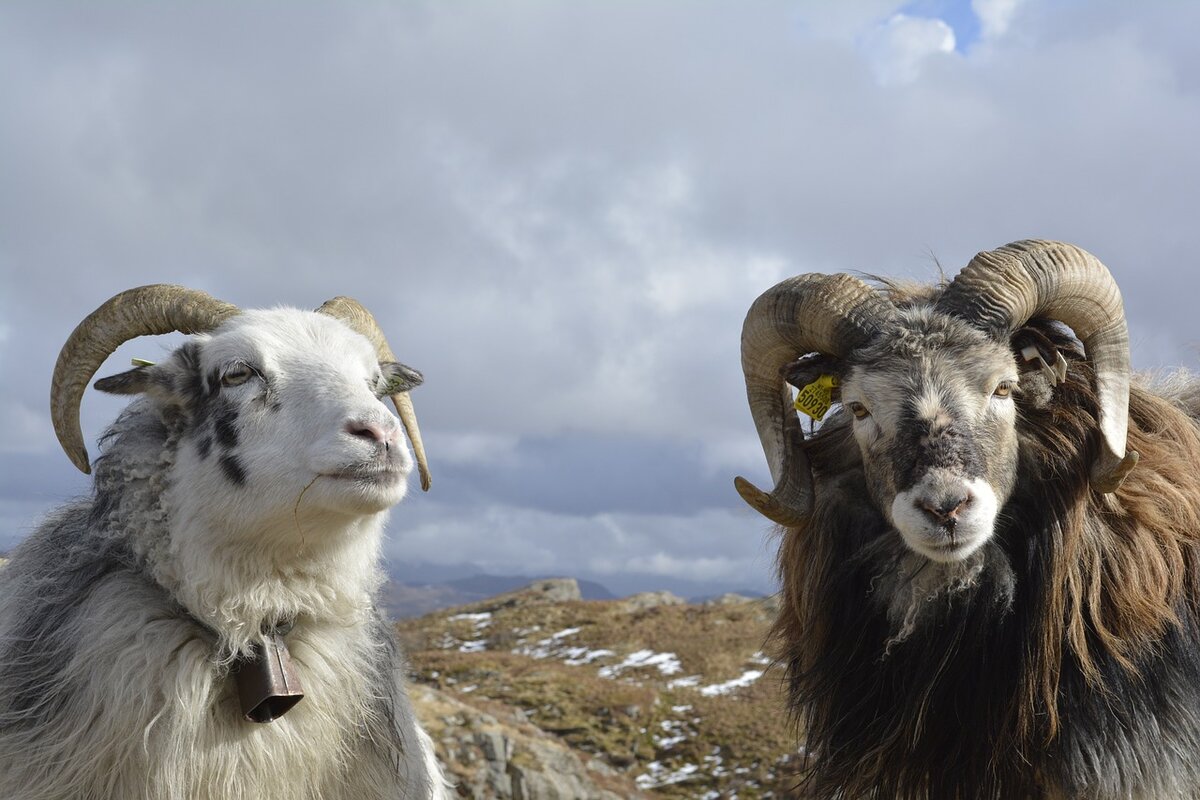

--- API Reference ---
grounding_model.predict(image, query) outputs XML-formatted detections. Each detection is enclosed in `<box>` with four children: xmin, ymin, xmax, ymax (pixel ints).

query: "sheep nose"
<box><xmin>345</xmin><ymin>419</ymin><xmax>398</xmax><ymax>446</ymax></box>
<box><xmin>918</xmin><ymin>490</ymin><xmax>972</xmax><ymax>524</ymax></box>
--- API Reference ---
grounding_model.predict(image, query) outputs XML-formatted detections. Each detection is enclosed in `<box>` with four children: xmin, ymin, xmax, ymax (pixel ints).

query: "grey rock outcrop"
<box><xmin>411</xmin><ymin>684</ymin><xmax>645</xmax><ymax>800</ymax></box>
<box><xmin>619</xmin><ymin>590</ymin><xmax>685</xmax><ymax>612</ymax></box>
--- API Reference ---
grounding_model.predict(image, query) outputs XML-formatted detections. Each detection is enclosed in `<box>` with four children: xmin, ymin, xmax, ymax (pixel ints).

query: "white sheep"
<box><xmin>0</xmin><ymin>285</ymin><xmax>450</xmax><ymax>800</ymax></box>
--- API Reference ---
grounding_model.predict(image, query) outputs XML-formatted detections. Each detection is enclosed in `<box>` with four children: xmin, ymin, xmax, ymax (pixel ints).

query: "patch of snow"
<box><xmin>562</xmin><ymin>646</ymin><xmax>615</xmax><ymax>665</ymax></box>
<box><xmin>703</xmin><ymin>748</ymin><xmax>729</xmax><ymax>778</ymax></box>
<box><xmin>636</xmin><ymin>761</ymin><xmax>700</xmax><ymax>789</ymax></box>
<box><xmin>513</xmin><ymin>626</ymin><xmax>585</xmax><ymax>660</ymax></box>
<box><xmin>666</xmin><ymin>675</ymin><xmax>701</xmax><ymax>689</ymax></box>
<box><xmin>598</xmin><ymin>649</ymin><xmax>682</xmax><ymax>678</ymax></box>
<box><xmin>699</xmin><ymin>669</ymin><xmax>764</xmax><ymax>696</ymax></box>
<box><xmin>654</xmin><ymin>719</ymin><xmax>689</xmax><ymax>750</ymax></box>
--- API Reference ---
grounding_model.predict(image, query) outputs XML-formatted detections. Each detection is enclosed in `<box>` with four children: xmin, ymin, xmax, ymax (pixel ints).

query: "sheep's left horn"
<box><xmin>316</xmin><ymin>297</ymin><xmax>431</xmax><ymax>492</ymax></box>
<box><xmin>737</xmin><ymin>273</ymin><xmax>896</xmax><ymax>526</ymax></box>
<box><xmin>51</xmin><ymin>285</ymin><xmax>240</xmax><ymax>473</ymax></box>
<box><xmin>937</xmin><ymin>240</ymin><xmax>1137</xmax><ymax>492</ymax></box>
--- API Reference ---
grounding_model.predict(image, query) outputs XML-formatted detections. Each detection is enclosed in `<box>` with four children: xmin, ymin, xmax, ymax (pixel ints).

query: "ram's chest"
<box><xmin>144</xmin><ymin>625</ymin><xmax>391</xmax><ymax>800</ymax></box>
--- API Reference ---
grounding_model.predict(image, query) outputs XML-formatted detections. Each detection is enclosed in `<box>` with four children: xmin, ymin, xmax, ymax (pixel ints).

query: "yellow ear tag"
<box><xmin>794</xmin><ymin>374</ymin><xmax>838</xmax><ymax>421</ymax></box>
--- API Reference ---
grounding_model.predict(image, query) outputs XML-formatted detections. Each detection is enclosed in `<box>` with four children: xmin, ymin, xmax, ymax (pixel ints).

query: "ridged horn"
<box><xmin>736</xmin><ymin>273</ymin><xmax>897</xmax><ymax>525</ymax></box>
<box><xmin>937</xmin><ymin>239</ymin><xmax>1137</xmax><ymax>492</ymax></box>
<box><xmin>51</xmin><ymin>285</ymin><xmax>240</xmax><ymax>474</ymax></box>
<box><xmin>316</xmin><ymin>297</ymin><xmax>431</xmax><ymax>492</ymax></box>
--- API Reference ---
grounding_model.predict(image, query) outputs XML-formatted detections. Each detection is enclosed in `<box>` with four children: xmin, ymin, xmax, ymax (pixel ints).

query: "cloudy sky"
<box><xmin>1</xmin><ymin>1</ymin><xmax>1197</xmax><ymax>596</ymax></box>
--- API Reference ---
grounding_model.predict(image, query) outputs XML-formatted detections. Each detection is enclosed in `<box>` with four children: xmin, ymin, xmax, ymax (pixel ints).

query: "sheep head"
<box><xmin>737</xmin><ymin>240</ymin><xmax>1138</xmax><ymax>561</ymax></box>
<box><xmin>50</xmin><ymin>285</ymin><xmax>432</xmax><ymax>524</ymax></box>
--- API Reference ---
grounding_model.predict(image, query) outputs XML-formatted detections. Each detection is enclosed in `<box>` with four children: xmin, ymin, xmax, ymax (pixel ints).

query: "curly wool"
<box><xmin>0</xmin><ymin>403</ymin><xmax>445</xmax><ymax>799</ymax></box>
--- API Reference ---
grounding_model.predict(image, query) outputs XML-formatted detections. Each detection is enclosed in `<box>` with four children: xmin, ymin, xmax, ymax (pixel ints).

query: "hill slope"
<box><xmin>399</xmin><ymin>579</ymin><xmax>804</xmax><ymax>798</ymax></box>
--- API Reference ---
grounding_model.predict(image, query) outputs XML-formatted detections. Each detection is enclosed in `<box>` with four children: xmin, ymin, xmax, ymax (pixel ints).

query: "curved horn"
<box><xmin>316</xmin><ymin>297</ymin><xmax>431</xmax><ymax>492</ymax></box>
<box><xmin>51</xmin><ymin>285</ymin><xmax>239</xmax><ymax>474</ymax></box>
<box><xmin>936</xmin><ymin>239</ymin><xmax>1137</xmax><ymax>492</ymax></box>
<box><xmin>736</xmin><ymin>273</ymin><xmax>896</xmax><ymax>525</ymax></box>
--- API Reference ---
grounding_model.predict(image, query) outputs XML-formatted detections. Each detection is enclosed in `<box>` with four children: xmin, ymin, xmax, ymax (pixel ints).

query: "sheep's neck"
<box><xmin>156</xmin><ymin>509</ymin><xmax>386</xmax><ymax>655</ymax></box>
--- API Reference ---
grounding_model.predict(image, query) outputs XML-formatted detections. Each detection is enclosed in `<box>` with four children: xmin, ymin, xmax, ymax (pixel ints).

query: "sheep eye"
<box><xmin>847</xmin><ymin>401</ymin><xmax>870</xmax><ymax>420</ymax></box>
<box><xmin>221</xmin><ymin>365</ymin><xmax>254</xmax><ymax>387</ymax></box>
<box><xmin>993</xmin><ymin>381</ymin><xmax>1014</xmax><ymax>398</ymax></box>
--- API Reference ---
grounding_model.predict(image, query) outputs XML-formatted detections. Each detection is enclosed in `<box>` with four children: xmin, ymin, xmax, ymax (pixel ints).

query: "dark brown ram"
<box><xmin>737</xmin><ymin>240</ymin><xmax>1200</xmax><ymax>799</ymax></box>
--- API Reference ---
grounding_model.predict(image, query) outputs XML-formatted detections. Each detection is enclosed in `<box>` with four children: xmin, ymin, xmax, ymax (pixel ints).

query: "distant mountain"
<box><xmin>687</xmin><ymin>588</ymin><xmax>769</xmax><ymax>605</ymax></box>
<box><xmin>443</xmin><ymin>573</ymin><xmax>615</xmax><ymax>601</ymax></box>
<box><xmin>382</xmin><ymin>568</ymin><xmax>616</xmax><ymax>618</ymax></box>
<box><xmin>382</xmin><ymin>561</ymin><xmax>775</xmax><ymax>617</ymax></box>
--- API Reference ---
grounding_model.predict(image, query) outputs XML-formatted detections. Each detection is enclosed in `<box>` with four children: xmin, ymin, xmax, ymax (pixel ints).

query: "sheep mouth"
<box><xmin>320</xmin><ymin>466</ymin><xmax>407</xmax><ymax>484</ymax></box>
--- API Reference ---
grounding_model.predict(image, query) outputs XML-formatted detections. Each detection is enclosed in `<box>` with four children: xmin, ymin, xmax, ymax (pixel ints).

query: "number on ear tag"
<box><xmin>794</xmin><ymin>374</ymin><xmax>838</xmax><ymax>421</ymax></box>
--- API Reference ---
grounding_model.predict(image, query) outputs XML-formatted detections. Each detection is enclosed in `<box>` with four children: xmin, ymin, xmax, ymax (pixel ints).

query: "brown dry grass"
<box><xmin>397</xmin><ymin>592</ymin><xmax>803</xmax><ymax>798</ymax></box>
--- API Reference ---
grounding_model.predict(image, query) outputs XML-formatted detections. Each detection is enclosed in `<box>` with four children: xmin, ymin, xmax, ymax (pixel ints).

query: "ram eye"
<box><xmin>221</xmin><ymin>364</ymin><xmax>255</xmax><ymax>387</ymax></box>
<box><xmin>993</xmin><ymin>381</ymin><xmax>1014</xmax><ymax>398</ymax></box>
<box><xmin>847</xmin><ymin>401</ymin><xmax>870</xmax><ymax>420</ymax></box>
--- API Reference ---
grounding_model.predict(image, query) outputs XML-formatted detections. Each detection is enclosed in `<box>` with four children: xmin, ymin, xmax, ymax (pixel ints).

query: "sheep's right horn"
<box><xmin>51</xmin><ymin>285</ymin><xmax>240</xmax><ymax>474</ymax></box>
<box><xmin>316</xmin><ymin>297</ymin><xmax>431</xmax><ymax>492</ymax></box>
<box><xmin>736</xmin><ymin>273</ymin><xmax>896</xmax><ymax>526</ymax></box>
<box><xmin>937</xmin><ymin>240</ymin><xmax>1137</xmax><ymax>492</ymax></box>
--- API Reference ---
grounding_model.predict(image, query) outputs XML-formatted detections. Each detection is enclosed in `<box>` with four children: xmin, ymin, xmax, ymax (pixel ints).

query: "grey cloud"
<box><xmin>2</xmin><ymin>1</ymin><xmax>1198</xmax><ymax>592</ymax></box>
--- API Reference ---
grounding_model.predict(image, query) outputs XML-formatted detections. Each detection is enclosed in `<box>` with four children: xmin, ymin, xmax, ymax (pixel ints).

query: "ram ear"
<box><xmin>1012</xmin><ymin>326</ymin><xmax>1069</xmax><ymax>386</ymax></box>
<box><xmin>380</xmin><ymin>361</ymin><xmax>423</xmax><ymax>395</ymax></box>
<box><xmin>94</xmin><ymin>345</ymin><xmax>201</xmax><ymax>403</ymax></box>
<box><xmin>94</xmin><ymin>365</ymin><xmax>155</xmax><ymax>395</ymax></box>
<box><xmin>783</xmin><ymin>353</ymin><xmax>843</xmax><ymax>402</ymax></box>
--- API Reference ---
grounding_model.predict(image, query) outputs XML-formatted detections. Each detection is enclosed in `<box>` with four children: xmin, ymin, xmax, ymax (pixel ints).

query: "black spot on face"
<box><xmin>220</xmin><ymin>454</ymin><xmax>248</xmax><ymax>486</ymax></box>
<box><xmin>206</xmin><ymin>367</ymin><xmax>224</xmax><ymax>395</ymax></box>
<box><xmin>892</xmin><ymin>410</ymin><xmax>986</xmax><ymax>491</ymax></box>
<box><xmin>213</xmin><ymin>405</ymin><xmax>240</xmax><ymax>449</ymax></box>
<box><xmin>176</xmin><ymin>343</ymin><xmax>210</xmax><ymax>405</ymax></box>
<box><xmin>197</xmin><ymin>436</ymin><xmax>213</xmax><ymax>460</ymax></box>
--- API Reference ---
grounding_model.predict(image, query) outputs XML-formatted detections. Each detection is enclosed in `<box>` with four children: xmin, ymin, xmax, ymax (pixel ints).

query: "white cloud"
<box><xmin>792</xmin><ymin>1</ymin><xmax>909</xmax><ymax>42</ymax></box>
<box><xmin>972</xmin><ymin>0</ymin><xmax>1025</xmax><ymax>40</ymax></box>
<box><xmin>861</xmin><ymin>13</ymin><xmax>957</xmax><ymax>85</ymax></box>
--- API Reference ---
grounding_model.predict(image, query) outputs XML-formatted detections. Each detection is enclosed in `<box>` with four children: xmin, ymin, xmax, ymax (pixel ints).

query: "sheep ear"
<box><xmin>784</xmin><ymin>354</ymin><xmax>843</xmax><ymax>402</ymax></box>
<box><xmin>94</xmin><ymin>358</ymin><xmax>184</xmax><ymax>398</ymax></box>
<box><xmin>380</xmin><ymin>361</ymin><xmax>423</xmax><ymax>395</ymax></box>
<box><xmin>94</xmin><ymin>365</ymin><xmax>154</xmax><ymax>395</ymax></box>
<box><xmin>1012</xmin><ymin>327</ymin><xmax>1069</xmax><ymax>386</ymax></box>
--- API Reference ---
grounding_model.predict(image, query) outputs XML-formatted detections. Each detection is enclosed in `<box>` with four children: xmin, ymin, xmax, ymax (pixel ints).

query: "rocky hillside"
<box><xmin>398</xmin><ymin>579</ymin><xmax>806</xmax><ymax>799</ymax></box>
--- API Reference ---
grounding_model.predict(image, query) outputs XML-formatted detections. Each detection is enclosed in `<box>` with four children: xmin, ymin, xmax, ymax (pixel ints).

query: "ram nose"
<box><xmin>917</xmin><ymin>488</ymin><xmax>973</xmax><ymax>526</ymax></box>
<box><xmin>344</xmin><ymin>418</ymin><xmax>401</xmax><ymax>449</ymax></box>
